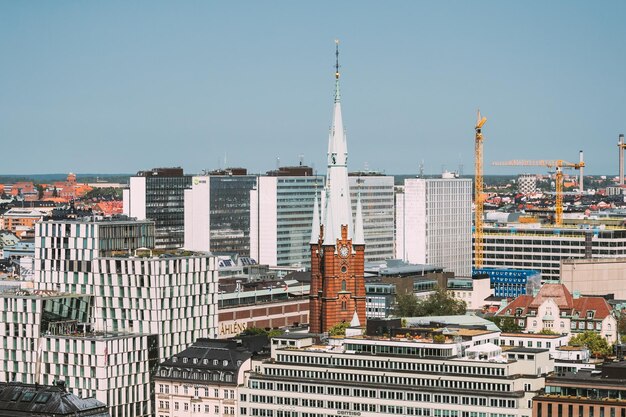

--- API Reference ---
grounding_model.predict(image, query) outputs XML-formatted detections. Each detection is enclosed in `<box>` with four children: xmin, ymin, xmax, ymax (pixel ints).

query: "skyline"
<box><xmin>1</xmin><ymin>1</ymin><xmax>626</xmax><ymax>175</ymax></box>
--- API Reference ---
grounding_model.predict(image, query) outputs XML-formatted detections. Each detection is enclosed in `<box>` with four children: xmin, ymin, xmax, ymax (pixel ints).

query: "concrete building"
<box><xmin>532</xmin><ymin>362</ymin><xmax>626</xmax><ymax>417</ymax></box>
<box><xmin>0</xmin><ymin>208</ymin><xmax>45</xmax><ymax>237</ymax></box>
<box><xmin>348</xmin><ymin>173</ymin><xmax>395</xmax><ymax>262</ymax></box>
<box><xmin>123</xmin><ymin>167</ymin><xmax>191</xmax><ymax>249</ymax></box>
<box><xmin>446</xmin><ymin>274</ymin><xmax>491</xmax><ymax>310</ymax></box>
<box><xmin>517</xmin><ymin>174</ymin><xmax>537</xmax><ymax>195</ymax></box>
<box><xmin>240</xmin><ymin>329</ymin><xmax>549</xmax><ymax>417</ymax></box>
<box><xmin>250</xmin><ymin>174</ymin><xmax>324</xmax><ymax>267</ymax></box>
<box><xmin>561</xmin><ymin>257</ymin><xmax>626</xmax><ymax>299</ymax></box>
<box><xmin>496</xmin><ymin>284</ymin><xmax>617</xmax><ymax>344</ymax></box>
<box><xmin>396</xmin><ymin>177</ymin><xmax>472</xmax><ymax>276</ymax></box>
<box><xmin>154</xmin><ymin>339</ymin><xmax>252</xmax><ymax>417</ymax></box>
<box><xmin>480</xmin><ymin>223</ymin><xmax>626</xmax><ymax>282</ymax></box>
<box><xmin>184</xmin><ymin>174</ymin><xmax>258</xmax><ymax>256</ymax></box>
<box><xmin>0</xmin><ymin>216</ymin><xmax>219</xmax><ymax>416</ymax></box>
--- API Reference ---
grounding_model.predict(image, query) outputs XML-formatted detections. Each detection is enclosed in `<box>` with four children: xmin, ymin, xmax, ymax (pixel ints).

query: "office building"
<box><xmin>473</xmin><ymin>268</ymin><xmax>542</xmax><ymax>298</ymax></box>
<box><xmin>396</xmin><ymin>177</ymin><xmax>473</xmax><ymax>276</ymax></box>
<box><xmin>240</xmin><ymin>328</ymin><xmax>548</xmax><ymax>417</ymax></box>
<box><xmin>349</xmin><ymin>173</ymin><xmax>395</xmax><ymax>262</ymax></box>
<box><xmin>250</xmin><ymin>174</ymin><xmax>324</xmax><ymax>267</ymax></box>
<box><xmin>480</xmin><ymin>224</ymin><xmax>626</xmax><ymax>282</ymax></box>
<box><xmin>123</xmin><ymin>167</ymin><xmax>191</xmax><ymax>249</ymax></box>
<box><xmin>517</xmin><ymin>174</ymin><xmax>537</xmax><ymax>195</ymax></box>
<box><xmin>184</xmin><ymin>174</ymin><xmax>258</xmax><ymax>256</ymax></box>
<box><xmin>0</xmin><ymin>216</ymin><xmax>219</xmax><ymax>416</ymax></box>
<box><xmin>532</xmin><ymin>363</ymin><xmax>626</xmax><ymax>417</ymax></box>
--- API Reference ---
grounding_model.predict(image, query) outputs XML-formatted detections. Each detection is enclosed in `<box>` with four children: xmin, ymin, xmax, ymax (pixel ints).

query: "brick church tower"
<box><xmin>309</xmin><ymin>41</ymin><xmax>366</xmax><ymax>334</ymax></box>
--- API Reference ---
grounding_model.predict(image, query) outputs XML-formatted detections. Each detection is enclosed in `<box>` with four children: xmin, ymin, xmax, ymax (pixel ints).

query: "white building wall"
<box><xmin>349</xmin><ymin>176</ymin><xmax>395</xmax><ymax>262</ymax></box>
<box><xmin>396</xmin><ymin>178</ymin><xmax>471</xmax><ymax>276</ymax></box>
<box><xmin>127</xmin><ymin>177</ymin><xmax>146</xmax><ymax>220</ymax></box>
<box><xmin>184</xmin><ymin>177</ymin><xmax>211</xmax><ymax>252</ymax></box>
<box><xmin>250</xmin><ymin>177</ymin><xmax>278</xmax><ymax>266</ymax></box>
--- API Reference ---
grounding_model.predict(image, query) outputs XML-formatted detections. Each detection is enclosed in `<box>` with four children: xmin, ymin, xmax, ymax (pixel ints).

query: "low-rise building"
<box><xmin>496</xmin><ymin>284</ymin><xmax>618</xmax><ymax>344</ymax></box>
<box><xmin>532</xmin><ymin>362</ymin><xmax>626</xmax><ymax>417</ymax></box>
<box><xmin>153</xmin><ymin>339</ymin><xmax>253</xmax><ymax>417</ymax></box>
<box><xmin>240</xmin><ymin>328</ymin><xmax>550</xmax><ymax>417</ymax></box>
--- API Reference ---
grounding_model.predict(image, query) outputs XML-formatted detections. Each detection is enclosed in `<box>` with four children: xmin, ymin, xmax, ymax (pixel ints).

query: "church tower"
<box><xmin>309</xmin><ymin>41</ymin><xmax>366</xmax><ymax>334</ymax></box>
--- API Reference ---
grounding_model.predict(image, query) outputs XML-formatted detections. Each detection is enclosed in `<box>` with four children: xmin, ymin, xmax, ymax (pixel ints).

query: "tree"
<box><xmin>394</xmin><ymin>287</ymin><xmax>466</xmax><ymax>317</ymax></box>
<box><xmin>239</xmin><ymin>327</ymin><xmax>284</xmax><ymax>338</ymax></box>
<box><xmin>538</xmin><ymin>328</ymin><xmax>559</xmax><ymax>335</ymax></box>
<box><xmin>487</xmin><ymin>316</ymin><xmax>521</xmax><ymax>333</ymax></box>
<box><xmin>328</xmin><ymin>321</ymin><xmax>350</xmax><ymax>337</ymax></box>
<box><xmin>569</xmin><ymin>331</ymin><xmax>611</xmax><ymax>358</ymax></box>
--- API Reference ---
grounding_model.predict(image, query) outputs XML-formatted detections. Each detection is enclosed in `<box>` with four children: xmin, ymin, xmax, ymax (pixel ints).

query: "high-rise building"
<box><xmin>123</xmin><ymin>167</ymin><xmax>191</xmax><ymax>249</ymax></box>
<box><xmin>348</xmin><ymin>173</ymin><xmax>395</xmax><ymax>262</ymax></box>
<box><xmin>0</xmin><ymin>215</ymin><xmax>219</xmax><ymax>417</ymax></box>
<box><xmin>395</xmin><ymin>177</ymin><xmax>472</xmax><ymax>276</ymax></box>
<box><xmin>309</xmin><ymin>43</ymin><xmax>366</xmax><ymax>334</ymax></box>
<box><xmin>250</xmin><ymin>174</ymin><xmax>324</xmax><ymax>267</ymax></box>
<box><xmin>184</xmin><ymin>174</ymin><xmax>258</xmax><ymax>256</ymax></box>
<box><xmin>517</xmin><ymin>174</ymin><xmax>537</xmax><ymax>194</ymax></box>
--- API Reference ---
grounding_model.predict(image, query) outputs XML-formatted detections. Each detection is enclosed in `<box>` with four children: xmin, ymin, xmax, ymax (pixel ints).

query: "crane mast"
<box><xmin>474</xmin><ymin>111</ymin><xmax>487</xmax><ymax>269</ymax></box>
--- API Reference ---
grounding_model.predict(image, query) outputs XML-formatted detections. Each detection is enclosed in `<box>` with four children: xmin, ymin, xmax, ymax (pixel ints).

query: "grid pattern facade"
<box><xmin>517</xmin><ymin>174</ymin><xmax>537</xmax><ymax>195</ymax></box>
<box><xmin>349</xmin><ymin>176</ymin><xmax>395</xmax><ymax>262</ymax></box>
<box><xmin>144</xmin><ymin>176</ymin><xmax>191</xmax><ymax>249</ymax></box>
<box><xmin>240</xmin><ymin>337</ymin><xmax>543</xmax><ymax>417</ymax></box>
<box><xmin>276</xmin><ymin>176</ymin><xmax>324</xmax><ymax>267</ymax></box>
<box><xmin>396</xmin><ymin>178</ymin><xmax>472</xmax><ymax>276</ymax></box>
<box><xmin>478</xmin><ymin>226</ymin><xmax>626</xmax><ymax>282</ymax></box>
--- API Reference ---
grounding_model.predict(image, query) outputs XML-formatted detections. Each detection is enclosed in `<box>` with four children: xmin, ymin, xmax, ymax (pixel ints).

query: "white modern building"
<box><xmin>349</xmin><ymin>173</ymin><xmax>395</xmax><ymax>262</ymax></box>
<box><xmin>240</xmin><ymin>331</ymin><xmax>550</xmax><ymax>417</ymax></box>
<box><xmin>396</xmin><ymin>177</ymin><xmax>472</xmax><ymax>276</ymax></box>
<box><xmin>0</xmin><ymin>216</ymin><xmax>219</xmax><ymax>417</ymax></box>
<box><xmin>250</xmin><ymin>175</ymin><xmax>324</xmax><ymax>267</ymax></box>
<box><xmin>517</xmin><ymin>174</ymin><xmax>537</xmax><ymax>195</ymax></box>
<box><xmin>184</xmin><ymin>174</ymin><xmax>258</xmax><ymax>256</ymax></box>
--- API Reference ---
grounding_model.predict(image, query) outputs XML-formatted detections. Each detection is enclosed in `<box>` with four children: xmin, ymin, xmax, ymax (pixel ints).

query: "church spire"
<box><xmin>334</xmin><ymin>39</ymin><xmax>341</xmax><ymax>103</ymax></box>
<box><xmin>323</xmin><ymin>39</ymin><xmax>352</xmax><ymax>241</ymax></box>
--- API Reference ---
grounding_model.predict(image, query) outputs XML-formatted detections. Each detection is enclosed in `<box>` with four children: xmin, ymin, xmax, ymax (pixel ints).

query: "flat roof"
<box><xmin>505</xmin><ymin>347</ymin><xmax>549</xmax><ymax>354</ymax></box>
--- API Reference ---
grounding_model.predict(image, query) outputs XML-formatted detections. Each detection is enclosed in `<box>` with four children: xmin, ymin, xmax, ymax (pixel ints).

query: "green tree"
<box><xmin>569</xmin><ymin>331</ymin><xmax>611</xmax><ymax>358</ymax></box>
<box><xmin>394</xmin><ymin>287</ymin><xmax>466</xmax><ymax>317</ymax></box>
<box><xmin>486</xmin><ymin>316</ymin><xmax>521</xmax><ymax>333</ymax></box>
<box><xmin>239</xmin><ymin>327</ymin><xmax>284</xmax><ymax>338</ymax></box>
<box><xmin>328</xmin><ymin>321</ymin><xmax>350</xmax><ymax>337</ymax></box>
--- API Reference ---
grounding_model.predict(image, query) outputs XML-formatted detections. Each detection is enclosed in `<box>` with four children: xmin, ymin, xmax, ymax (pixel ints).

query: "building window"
<box><xmin>342</xmin><ymin>280</ymin><xmax>346</xmax><ymax>291</ymax></box>
<box><xmin>341</xmin><ymin>301</ymin><xmax>347</xmax><ymax>311</ymax></box>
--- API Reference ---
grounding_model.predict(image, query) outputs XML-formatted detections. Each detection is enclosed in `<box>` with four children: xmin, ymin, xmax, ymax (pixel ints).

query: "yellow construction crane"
<box><xmin>491</xmin><ymin>159</ymin><xmax>584</xmax><ymax>226</ymax></box>
<box><xmin>474</xmin><ymin>110</ymin><xmax>487</xmax><ymax>269</ymax></box>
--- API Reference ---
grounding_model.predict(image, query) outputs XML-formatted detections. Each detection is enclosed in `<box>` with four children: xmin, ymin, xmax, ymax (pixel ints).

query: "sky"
<box><xmin>1</xmin><ymin>1</ymin><xmax>626</xmax><ymax>176</ymax></box>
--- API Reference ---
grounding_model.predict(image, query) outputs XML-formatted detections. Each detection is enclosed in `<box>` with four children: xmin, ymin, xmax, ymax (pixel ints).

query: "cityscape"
<box><xmin>2</xmin><ymin>2</ymin><xmax>626</xmax><ymax>417</ymax></box>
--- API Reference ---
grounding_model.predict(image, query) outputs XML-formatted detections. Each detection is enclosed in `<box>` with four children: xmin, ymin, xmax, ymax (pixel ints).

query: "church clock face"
<box><xmin>339</xmin><ymin>245</ymin><xmax>349</xmax><ymax>258</ymax></box>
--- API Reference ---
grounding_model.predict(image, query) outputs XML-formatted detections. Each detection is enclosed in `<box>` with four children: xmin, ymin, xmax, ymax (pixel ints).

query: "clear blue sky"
<box><xmin>1</xmin><ymin>1</ymin><xmax>625</xmax><ymax>175</ymax></box>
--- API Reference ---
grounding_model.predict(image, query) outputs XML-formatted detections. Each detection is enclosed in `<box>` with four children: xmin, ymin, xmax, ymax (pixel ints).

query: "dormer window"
<box><xmin>193</xmin><ymin>358</ymin><xmax>198</xmax><ymax>364</ymax></box>
<box><xmin>182</xmin><ymin>357</ymin><xmax>188</xmax><ymax>364</ymax></box>
<box><xmin>173</xmin><ymin>357</ymin><xmax>178</xmax><ymax>363</ymax></box>
<box><xmin>515</xmin><ymin>308</ymin><xmax>523</xmax><ymax>317</ymax></box>
<box><xmin>587</xmin><ymin>311</ymin><xmax>595</xmax><ymax>319</ymax></box>
<box><xmin>203</xmin><ymin>359</ymin><xmax>208</xmax><ymax>365</ymax></box>
<box><xmin>236</xmin><ymin>360</ymin><xmax>242</xmax><ymax>366</ymax></box>
<box><xmin>213</xmin><ymin>360</ymin><xmax>218</xmax><ymax>366</ymax></box>
<box><xmin>223</xmin><ymin>360</ymin><xmax>229</xmax><ymax>366</ymax></box>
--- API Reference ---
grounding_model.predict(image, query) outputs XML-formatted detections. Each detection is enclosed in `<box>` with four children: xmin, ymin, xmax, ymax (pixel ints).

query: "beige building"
<box><xmin>561</xmin><ymin>257</ymin><xmax>626</xmax><ymax>299</ymax></box>
<box><xmin>496</xmin><ymin>284</ymin><xmax>618</xmax><ymax>344</ymax></box>
<box><xmin>154</xmin><ymin>339</ymin><xmax>252</xmax><ymax>417</ymax></box>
